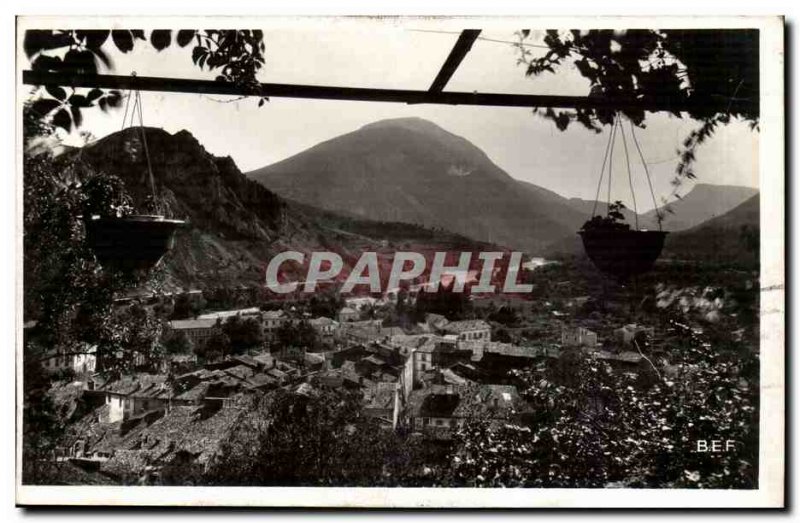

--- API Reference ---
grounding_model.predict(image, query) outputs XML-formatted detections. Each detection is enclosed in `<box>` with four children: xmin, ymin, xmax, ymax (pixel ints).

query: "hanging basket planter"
<box><xmin>576</xmin><ymin>114</ymin><xmax>671</xmax><ymax>281</ymax></box>
<box><xmin>76</xmin><ymin>87</ymin><xmax>189</xmax><ymax>273</ymax></box>
<box><xmin>84</xmin><ymin>214</ymin><xmax>186</xmax><ymax>272</ymax></box>
<box><xmin>578</xmin><ymin>229</ymin><xmax>668</xmax><ymax>281</ymax></box>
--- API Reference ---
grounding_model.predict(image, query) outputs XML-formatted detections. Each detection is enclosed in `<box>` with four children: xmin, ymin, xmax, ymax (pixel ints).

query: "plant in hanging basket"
<box><xmin>578</xmin><ymin>201</ymin><xmax>668</xmax><ymax>281</ymax></box>
<box><xmin>81</xmin><ymin>175</ymin><xmax>186</xmax><ymax>272</ymax></box>
<box><xmin>580</xmin><ymin>201</ymin><xmax>632</xmax><ymax>232</ymax></box>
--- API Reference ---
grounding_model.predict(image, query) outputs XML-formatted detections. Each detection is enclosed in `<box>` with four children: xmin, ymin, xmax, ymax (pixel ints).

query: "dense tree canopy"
<box><xmin>205</xmin><ymin>388</ymin><xmax>424</xmax><ymax>486</ymax></box>
<box><xmin>450</xmin><ymin>323</ymin><xmax>758</xmax><ymax>488</ymax></box>
<box><xmin>221</xmin><ymin>316</ymin><xmax>264</xmax><ymax>353</ymax></box>
<box><xmin>22</xmin><ymin>29</ymin><xmax>269</xmax><ymax>372</ymax></box>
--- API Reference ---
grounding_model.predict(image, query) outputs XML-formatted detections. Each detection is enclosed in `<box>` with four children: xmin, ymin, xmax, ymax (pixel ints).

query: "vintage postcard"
<box><xmin>15</xmin><ymin>16</ymin><xmax>784</xmax><ymax>507</ymax></box>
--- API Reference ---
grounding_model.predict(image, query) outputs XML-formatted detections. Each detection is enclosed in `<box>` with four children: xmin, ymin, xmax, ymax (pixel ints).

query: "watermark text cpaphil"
<box><xmin>265</xmin><ymin>250</ymin><xmax>536</xmax><ymax>294</ymax></box>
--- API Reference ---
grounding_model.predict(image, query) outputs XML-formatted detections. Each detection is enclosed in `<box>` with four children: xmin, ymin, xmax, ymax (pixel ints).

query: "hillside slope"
<box><xmin>640</xmin><ymin>183</ymin><xmax>758</xmax><ymax>231</ymax></box>
<box><xmin>663</xmin><ymin>194</ymin><xmax>760</xmax><ymax>265</ymax></box>
<box><xmin>249</xmin><ymin>117</ymin><xmax>585</xmax><ymax>254</ymax></box>
<box><xmin>69</xmin><ymin>127</ymin><xmax>496</xmax><ymax>290</ymax></box>
<box><xmin>545</xmin><ymin>184</ymin><xmax>759</xmax><ymax>259</ymax></box>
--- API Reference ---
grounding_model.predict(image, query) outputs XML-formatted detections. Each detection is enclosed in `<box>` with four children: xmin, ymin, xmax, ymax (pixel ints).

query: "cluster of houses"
<box><xmin>167</xmin><ymin>302</ymin><xmax>380</xmax><ymax>350</ymax></box>
<box><xmin>87</xmin><ymin>352</ymin><xmax>310</xmax><ymax>425</ymax></box>
<box><xmin>38</xmin><ymin>292</ymin><xmax>669</xmax><ymax>481</ymax></box>
<box><xmin>54</xmin><ymin>350</ymin><xmax>314</xmax><ymax>479</ymax></box>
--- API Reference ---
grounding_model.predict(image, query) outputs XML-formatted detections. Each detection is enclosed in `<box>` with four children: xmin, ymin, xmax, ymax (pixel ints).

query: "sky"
<box><xmin>26</xmin><ymin>24</ymin><xmax>759</xmax><ymax>213</ymax></box>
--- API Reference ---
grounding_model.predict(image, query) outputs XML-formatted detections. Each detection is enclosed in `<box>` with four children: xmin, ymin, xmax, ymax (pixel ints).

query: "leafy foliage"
<box><xmin>220</xmin><ymin>315</ymin><xmax>264</xmax><ymax>353</ymax></box>
<box><xmin>169</xmin><ymin>293</ymin><xmax>207</xmax><ymax>320</ymax></box>
<box><xmin>516</xmin><ymin>29</ymin><xmax>757</xmax><ymax>129</ymax></box>
<box><xmin>25</xmin><ymin>29</ymin><xmax>126</xmax><ymax>132</ymax></box>
<box><xmin>194</xmin><ymin>330</ymin><xmax>229</xmax><ymax>363</ymax></box>
<box><xmin>414</xmin><ymin>278</ymin><xmax>470</xmax><ymax>320</ymax></box>
<box><xmin>23</xmin><ymin>104</ymin><xmax>166</xmax><ymax>376</ymax></box>
<box><xmin>306</xmin><ymin>292</ymin><xmax>345</xmax><ymax>319</ymax></box>
<box><xmin>487</xmin><ymin>305</ymin><xmax>520</xmax><ymax>327</ymax></box>
<box><xmin>581</xmin><ymin>200</ymin><xmax>631</xmax><ymax>231</ymax></box>
<box><xmin>449</xmin><ymin>325</ymin><xmax>758</xmax><ymax>488</ymax></box>
<box><xmin>205</xmin><ymin>388</ymin><xmax>421</xmax><ymax>486</ymax></box>
<box><xmin>273</xmin><ymin>320</ymin><xmax>321</xmax><ymax>353</ymax></box>
<box><xmin>515</xmin><ymin>29</ymin><xmax>759</xmax><ymax>206</ymax></box>
<box><xmin>162</xmin><ymin>329</ymin><xmax>193</xmax><ymax>355</ymax></box>
<box><xmin>24</xmin><ymin>29</ymin><xmax>268</xmax><ymax>133</ymax></box>
<box><xmin>22</xmin><ymin>359</ymin><xmax>63</xmax><ymax>483</ymax></box>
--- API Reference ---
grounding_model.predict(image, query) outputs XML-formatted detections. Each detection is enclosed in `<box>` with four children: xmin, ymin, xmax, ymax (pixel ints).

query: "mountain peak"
<box><xmin>87</xmin><ymin>126</ymin><xmax>187</xmax><ymax>153</ymax></box>
<box><xmin>688</xmin><ymin>182</ymin><xmax>758</xmax><ymax>193</ymax></box>
<box><xmin>247</xmin><ymin>117</ymin><xmax>586</xmax><ymax>253</ymax></box>
<box><xmin>357</xmin><ymin>117</ymin><xmax>461</xmax><ymax>143</ymax></box>
<box><xmin>359</xmin><ymin>116</ymin><xmax>444</xmax><ymax>132</ymax></box>
<box><xmin>640</xmin><ymin>182</ymin><xmax>758</xmax><ymax>231</ymax></box>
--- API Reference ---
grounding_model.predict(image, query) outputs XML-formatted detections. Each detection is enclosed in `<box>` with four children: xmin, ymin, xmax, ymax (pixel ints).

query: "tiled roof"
<box><xmin>129</xmin><ymin>398</ymin><xmax>247</xmax><ymax>465</ymax></box>
<box><xmin>617</xmin><ymin>323</ymin><xmax>653</xmax><ymax>333</ymax></box>
<box><xmin>389</xmin><ymin>333</ymin><xmax>442</xmax><ymax>353</ymax></box>
<box><xmin>223</xmin><ymin>365</ymin><xmax>256</xmax><ymax>381</ymax></box>
<box><xmin>483</xmin><ymin>342</ymin><xmax>539</xmax><ymax>358</ymax></box>
<box><xmin>342</xmin><ymin>326</ymin><xmax>383</xmax><ymax>341</ymax></box>
<box><xmin>406</xmin><ymin>383</ymin><xmax>529</xmax><ymax>420</ymax></box>
<box><xmin>309</xmin><ymin>316</ymin><xmax>337</xmax><ymax>327</ymax></box>
<box><xmin>586</xmin><ymin>349</ymin><xmax>644</xmax><ymax>363</ymax></box>
<box><xmin>169</xmin><ymin>354</ymin><xmax>197</xmax><ymax>363</ymax></box>
<box><xmin>245</xmin><ymin>373</ymin><xmax>276</xmax><ymax>389</ymax></box>
<box><xmin>440</xmin><ymin>368</ymin><xmax>470</xmax><ymax>385</ymax></box>
<box><xmin>380</xmin><ymin>326</ymin><xmax>406</xmax><ymax>337</ymax></box>
<box><xmin>364</xmin><ymin>383</ymin><xmax>396</xmax><ymax>410</ymax></box>
<box><xmin>267</xmin><ymin>367</ymin><xmax>288</xmax><ymax>379</ymax></box>
<box><xmin>304</xmin><ymin>352</ymin><xmax>326</xmax><ymax>365</ymax></box>
<box><xmin>452</xmin><ymin>384</ymin><xmax>525</xmax><ymax>418</ymax></box>
<box><xmin>197</xmin><ymin>307</ymin><xmax>261</xmax><ymax>320</ymax></box>
<box><xmin>443</xmin><ymin>319</ymin><xmax>491</xmax><ymax>334</ymax></box>
<box><xmin>100</xmin><ymin>449</ymin><xmax>151</xmax><ymax>477</ymax></box>
<box><xmin>169</xmin><ymin>318</ymin><xmax>218</xmax><ymax>330</ymax></box>
<box><xmin>262</xmin><ymin>310</ymin><xmax>286</xmax><ymax>320</ymax></box>
<box><xmin>230</xmin><ymin>354</ymin><xmax>260</xmax><ymax>369</ymax></box>
<box><xmin>295</xmin><ymin>382</ymin><xmax>316</xmax><ymax>396</ymax></box>
<box><xmin>252</xmin><ymin>352</ymin><xmax>275</xmax><ymax>367</ymax></box>
<box><xmin>361</xmin><ymin>355</ymin><xmax>387</xmax><ymax>366</ymax></box>
<box><xmin>406</xmin><ymin>387</ymin><xmax>460</xmax><ymax>418</ymax></box>
<box><xmin>98</xmin><ymin>374</ymin><xmax>169</xmax><ymax>397</ymax></box>
<box><xmin>176</xmin><ymin>382</ymin><xmax>211</xmax><ymax>401</ymax></box>
<box><xmin>193</xmin><ymin>369</ymin><xmax>227</xmax><ymax>381</ymax></box>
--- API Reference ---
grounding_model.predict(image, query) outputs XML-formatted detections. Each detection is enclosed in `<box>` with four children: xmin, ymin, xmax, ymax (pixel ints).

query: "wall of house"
<box><xmin>263</xmin><ymin>317</ymin><xmax>286</xmax><ymax>330</ymax></box>
<box><xmin>106</xmin><ymin>394</ymin><xmax>126</xmax><ymax>423</ymax></box>
<box><xmin>425</xmin><ymin>417</ymin><xmax>455</xmax><ymax>428</ymax></box>
<box><xmin>45</xmin><ymin>355</ymin><xmax>93</xmax><ymax>375</ymax></box>
<box><xmin>415</xmin><ymin>351</ymin><xmax>433</xmax><ymax>373</ymax></box>
<box><xmin>402</xmin><ymin>350</ymin><xmax>415</xmax><ymax>400</ymax></box>
<box><xmin>562</xmin><ymin>328</ymin><xmax>598</xmax><ymax>347</ymax></box>
<box><xmin>583</xmin><ymin>330</ymin><xmax>598</xmax><ymax>347</ymax></box>
<box><xmin>413</xmin><ymin>416</ymin><xmax>462</xmax><ymax>430</ymax></box>
<box><xmin>73</xmin><ymin>352</ymin><xmax>96</xmax><ymax>374</ymax></box>
<box><xmin>131</xmin><ymin>397</ymin><xmax>167</xmax><ymax>415</ymax></box>
<box><xmin>175</xmin><ymin>326</ymin><xmax>220</xmax><ymax>345</ymax></box>
<box><xmin>457</xmin><ymin>329</ymin><xmax>491</xmax><ymax>342</ymax></box>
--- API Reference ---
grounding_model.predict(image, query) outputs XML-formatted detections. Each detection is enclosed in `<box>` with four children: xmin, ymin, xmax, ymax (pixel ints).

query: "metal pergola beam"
<box><xmin>428</xmin><ymin>29</ymin><xmax>481</xmax><ymax>93</ymax></box>
<box><xmin>22</xmin><ymin>70</ymin><xmax>753</xmax><ymax>115</ymax></box>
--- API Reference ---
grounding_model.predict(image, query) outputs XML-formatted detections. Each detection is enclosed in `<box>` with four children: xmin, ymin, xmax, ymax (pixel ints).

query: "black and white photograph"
<box><xmin>14</xmin><ymin>15</ymin><xmax>784</xmax><ymax>507</ymax></box>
